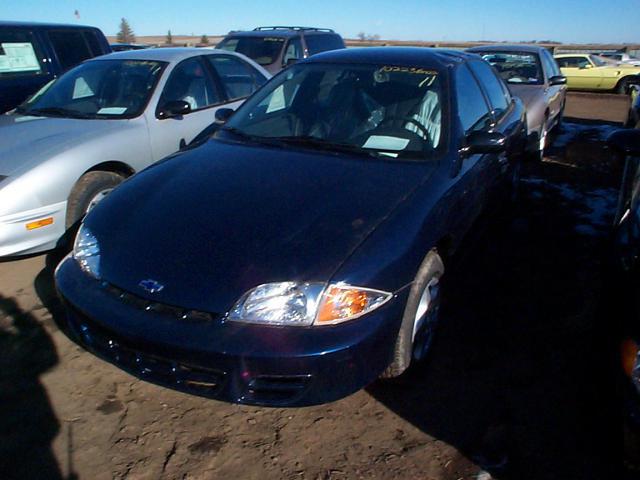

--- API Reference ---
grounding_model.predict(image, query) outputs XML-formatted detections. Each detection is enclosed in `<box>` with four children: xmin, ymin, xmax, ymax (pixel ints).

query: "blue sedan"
<box><xmin>55</xmin><ymin>48</ymin><xmax>527</xmax><ymax>407</ymax></box>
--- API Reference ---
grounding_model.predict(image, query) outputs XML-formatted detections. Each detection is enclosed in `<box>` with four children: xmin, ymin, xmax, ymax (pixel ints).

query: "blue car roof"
<box><xmin>303</xmin><ymin>47</ymin><xmax>474</xmax><ymax>69</ymax></box>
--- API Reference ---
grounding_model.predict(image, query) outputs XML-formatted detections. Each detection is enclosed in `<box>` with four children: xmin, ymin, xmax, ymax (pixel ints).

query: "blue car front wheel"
<box><xmin>380</xmin><ymin>249</ymin><xmax>444</xmax><ymax>378</ymax></box>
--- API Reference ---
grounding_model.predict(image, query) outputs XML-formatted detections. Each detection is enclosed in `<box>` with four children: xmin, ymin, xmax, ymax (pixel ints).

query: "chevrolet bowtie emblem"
<box><xmin>138</xmin><ymin>279</ymin><xmax>164</xmax><ymax>294</ymax></box>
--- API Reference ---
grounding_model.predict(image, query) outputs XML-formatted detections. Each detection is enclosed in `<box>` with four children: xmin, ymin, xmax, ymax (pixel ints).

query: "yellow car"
<box><xmin>554</xmin><ymin>53</ymin><xmax>640</xmax><ymax>93</ymax></box>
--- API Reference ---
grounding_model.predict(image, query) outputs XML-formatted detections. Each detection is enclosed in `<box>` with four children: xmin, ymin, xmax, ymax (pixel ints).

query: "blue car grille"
<box><xmin>71</xmin><ymin>311</ymin><xmax>226</xmax><ymax>397</ymax></box>
<box><xmin>101</xmin><ymin>282</ymin><xmax>218</xmax><ymax>323</ymax></box>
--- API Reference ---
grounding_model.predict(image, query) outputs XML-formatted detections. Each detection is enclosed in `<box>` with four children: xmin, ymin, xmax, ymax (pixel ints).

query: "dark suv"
<box><xmin>216</xmin><ymin>26</ymin><xmax>345</xmax><ymax>75</ymax></box>
<box><xmin>0</xmin><ymin>21</ymin><xmax>111</xmax><ymax>113</ymax></box>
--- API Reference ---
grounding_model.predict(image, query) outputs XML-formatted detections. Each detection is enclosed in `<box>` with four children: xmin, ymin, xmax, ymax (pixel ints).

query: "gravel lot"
<box><xmin>0</xmin><ymin>93</ymin><xmax>630</xmax><ymax>480</ymax></box>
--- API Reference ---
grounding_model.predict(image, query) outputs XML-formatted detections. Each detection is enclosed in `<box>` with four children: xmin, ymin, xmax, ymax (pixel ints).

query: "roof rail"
<box><xmin>253</xmin><ymin>26</ymin><xmax>335</xmax><ymax>33</ymax></box>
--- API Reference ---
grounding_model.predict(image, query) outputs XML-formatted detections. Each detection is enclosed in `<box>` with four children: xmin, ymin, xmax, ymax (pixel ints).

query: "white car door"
<box><xmin>146</xmin><ymin>56</ymin><xmax>232</xmax><ymax>161</ymax></box>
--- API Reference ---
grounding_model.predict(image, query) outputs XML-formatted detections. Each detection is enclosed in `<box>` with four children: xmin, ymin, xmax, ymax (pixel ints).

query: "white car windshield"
<box><xmin>17</xmin><ymin>59</ymin><xmax>165</xmax><ymax>119</ymax></box>
<box><xmin>221</xmin><ymin>63</ymin><xmax>444</xmax><ymax>159</ymax></box>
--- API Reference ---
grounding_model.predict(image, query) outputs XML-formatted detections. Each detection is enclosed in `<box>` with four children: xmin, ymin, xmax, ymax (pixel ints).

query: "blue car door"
<box><xmin>448</xmin><ymin>63</ymin><xmax>498</xmax><ymax>238</ymax></box>
<box><xmin>466</xmin><ymin>60</ymin><xmax>516</xmax><ymax>207</ymax></box>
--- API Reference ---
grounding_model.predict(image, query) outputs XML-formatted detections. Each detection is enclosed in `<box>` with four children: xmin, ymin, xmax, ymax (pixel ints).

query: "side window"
<box><xmin>468</xmin><ymin>60</ymin><xmax>509</xmax><ymax>117</ymax></box>
<box><xmin>542</xmin><ymin>51</ymin><xmax>561</xmax><ymax>77</ymax></box>
<box><xmin>206</xmin><ymin>54</ymin><xmax>266</xmax><ymax>100</ymax></box>
<box><xmin>0</xmin><ymin>29</ymin><xmax>45</xmax><ymax>76</ymax></box>
<box><xmin>455</xmin><ymin>64</ymin><xmax>492</xmax><ymax>134</ymax></box>
<box><xmin>304</xmin><ymin>34</ymin><xmax>345</xmax><ymax>56</ymax></box>
<box><xmin>557</xmin><ymin>56</ymin><xmax>588</xmax><ymax>68</ymax></box>
<box><xmin>47</xmin><ymin>30</ymin><xmax>93</xmax><ymax>71</ymax></box>
<box><xmin>539</xmin><ymin>52</ymin><xmax>551</xmax><ymax>79</ymax></box>
<box><xmin>83</xmin><ymin>31</ymin><xmax>105</xmax><ymax>56</ymax></box>
<box><xmin>283</xmin><ymin>37</ymin><xmax>303</xmax><ymax>65</ymax></box>
<box><xmin>159</xmin><ymin>57</ymin><xmax>220</xmax><ymax>112</ymax></box>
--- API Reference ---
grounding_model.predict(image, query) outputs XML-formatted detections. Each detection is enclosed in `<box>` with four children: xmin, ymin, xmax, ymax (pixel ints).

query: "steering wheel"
<box><xmin>374</xmin><ymin>116</ymin><xmax>430</xmax><ymax>141</ymax></box>
<box><xmin>401</xmin><ymin>117</ymin><xmax>431</xmax><ymax>139</ymax></box>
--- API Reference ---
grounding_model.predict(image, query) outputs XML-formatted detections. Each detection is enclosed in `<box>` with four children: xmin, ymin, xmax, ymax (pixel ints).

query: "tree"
<box><xmin>116</xmin><ymin>18</ymin><xmax>135</xmax><ymax>44</ymax></box>
<box><xmin>356</xmin><ymin>32</ymin><xmax>380</xmax><ymax>42</ymax></box>
<box><xmin>200</xmin><ymin>34</ymin><xmax>209</xmax><ymax>45</ymax></box>
<box><xmin>166</xmin><ymin>30</ymin><xmax>173</xmax><ymax>45</ymax></box>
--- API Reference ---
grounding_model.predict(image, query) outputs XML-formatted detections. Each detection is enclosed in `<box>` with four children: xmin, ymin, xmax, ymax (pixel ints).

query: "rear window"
<box><xmin>206</xmin><ymin>54</ymin><xmax>267</xmax><ymax>100</ymax></box>
<box><xmin>47</xmin><ymin>30</ymin><xmax>94</xmax><ymax>71</ymax></box>
<box><xmin>217</xmin><ymin>36</ymin><xmax>285</xmax><ymax>66</ymax></box>
<box><xmin>304</xmin><ymin>34</ymin><xmax>345</xmax><ymax>56</ymax></box>
<box><xmin>0</xmin><ymin>29</ymin><xmax>44</xmax><ymax>76</ymax></box>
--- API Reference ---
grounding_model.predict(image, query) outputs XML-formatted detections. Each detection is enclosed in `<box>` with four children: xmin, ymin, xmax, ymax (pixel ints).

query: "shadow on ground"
<box><xmin>369</xmin><ymin>120</ymin><xmax>623</xmax><ymax>479</ymax></box>
<box><xmin>0</xmin><ymin>294</ymin><xmax>63</xmax><ymax>480</ymax></box>
<box><xmin>34</xmin><ymin>248</ymin><xmax>72</xmax><ymax>335</ymax></box>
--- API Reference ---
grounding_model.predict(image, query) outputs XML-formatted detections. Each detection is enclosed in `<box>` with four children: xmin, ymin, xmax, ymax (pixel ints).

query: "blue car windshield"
<box><xmin>17</xmin><ymin>59</ymin><xmax>165</xmax><ymax>119</ymax></box>
<box><xmin>222</xmin><ymin>63</ymin><xmax>444</xmax><ymax>159</ymax></box>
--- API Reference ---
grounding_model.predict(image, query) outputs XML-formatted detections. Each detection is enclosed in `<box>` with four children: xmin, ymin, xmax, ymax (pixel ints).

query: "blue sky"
<box><xmin>2</xmin><ymin>0</ymin><xmax>638</xmax><ymax>43</ymax></box>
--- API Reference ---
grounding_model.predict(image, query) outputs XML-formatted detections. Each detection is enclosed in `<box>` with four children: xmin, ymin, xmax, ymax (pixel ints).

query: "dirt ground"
<box><xmin>564</xmin><ymin>92</ymin><xmax>631</xmax><ymax>124</ymax></box>
<box><xmin>0</xmin><ymin>93</ymin><xmax>631</xmax><ymax>480</ymax></box>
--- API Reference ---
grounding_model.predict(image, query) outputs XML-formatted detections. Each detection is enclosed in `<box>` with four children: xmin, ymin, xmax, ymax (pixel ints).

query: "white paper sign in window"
<box><xmin>266</xmin><ymin>85</ymin><xmax>286</xmax><ymax>113</ymax></box>
<box><xmin>0</xmin><ymin>42</ymin><xmax>41</xmax><ymax>74</ymax></box>
<box><xmin>73</xmin><ymin>77</ymin><xmax>95</xmax><ymax>99</ymax></box>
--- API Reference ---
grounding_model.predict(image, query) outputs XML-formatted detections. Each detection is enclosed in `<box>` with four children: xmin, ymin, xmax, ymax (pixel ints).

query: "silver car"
<box><xmin>468</xmin><ymin>45</ymin><xmax>567</xmax><ymax>160</ymax></box>
<box><xmin>0</xmin><ymin>48</ymin><xmax>269</xmax><ymax>257</ymax></box>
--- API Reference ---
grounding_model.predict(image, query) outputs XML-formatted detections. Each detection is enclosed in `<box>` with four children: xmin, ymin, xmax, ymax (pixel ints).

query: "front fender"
<box><xmin>329</xmin><ymin>166</ymin><xmax>455</xmax><ymax>293</ymax></box>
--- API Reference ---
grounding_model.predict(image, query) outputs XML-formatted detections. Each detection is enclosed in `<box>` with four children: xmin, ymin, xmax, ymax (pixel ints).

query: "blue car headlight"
<box><xmin>228</xmin><ymin>282</ymin><xmax>391</xmax><ymax>326</ymax></box>
<box><xmin>73</xmin><ymin>224</ymin><xmax>101</xmax><ymax>279</ymax></box>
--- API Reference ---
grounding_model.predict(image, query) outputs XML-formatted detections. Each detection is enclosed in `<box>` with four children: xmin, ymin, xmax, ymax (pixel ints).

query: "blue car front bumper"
<box><xmin>55</xmin><ymin>257</ymin><xmax>407</xmax><ymax>407</ymax></box>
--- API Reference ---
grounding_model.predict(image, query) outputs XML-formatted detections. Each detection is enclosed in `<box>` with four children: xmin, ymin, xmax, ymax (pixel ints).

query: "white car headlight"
<box><xmin>228</xmin><ymin>282</ymin><xmax>392</xmax><ymax>326</ymax></box>
<box><xmin>73</xmin><ymin>224</ymin><xmax>101</xmax><ymax>279</ymax></box>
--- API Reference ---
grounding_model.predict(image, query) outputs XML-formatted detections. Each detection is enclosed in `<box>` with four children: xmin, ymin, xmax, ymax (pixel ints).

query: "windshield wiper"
<box><xmin>21</xmin><ymin>107</ymin><xmax>94</xmax><ymax>119</ymax></box>
<box><xmin>219</xmin><ymin>126</ymin><xmax>286</xmax><ymax>148</ymax></box>
<box><xmin>271</xmin><ymin>135</ymin><xmax>382</xmax><ymax>158</ymax></box>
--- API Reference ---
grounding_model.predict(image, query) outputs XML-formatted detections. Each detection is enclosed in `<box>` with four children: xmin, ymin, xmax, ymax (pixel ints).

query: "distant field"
<box><xmin>107</xmin><ymin>35</ymin><xmax>224</xmax><ymax>46</ymax></box>
<box><xmin>107</xmin><ymin>35</ymin><xmax>640</xmax><ymax>53</ymax></box>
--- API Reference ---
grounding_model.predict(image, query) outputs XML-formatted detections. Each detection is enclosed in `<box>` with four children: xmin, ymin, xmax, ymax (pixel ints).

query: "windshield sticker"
<box><xmin>363</xmin><ymin>135</ymin><xmax>410</xmax><ymax>151</ymax></box>
<box><xmin>97</xmin><ymin>107</ymin><xmax>127</xmax><ymax>115</ymax></box>
<box><xmin>0</xmin><ymin>42</ymin><xmax>41</xmax><ymax>74</ymax></box>
<box><xmin>379</xmin><ymin>66</ymin><xmax>438</xmax><ymax>75</ymax></box>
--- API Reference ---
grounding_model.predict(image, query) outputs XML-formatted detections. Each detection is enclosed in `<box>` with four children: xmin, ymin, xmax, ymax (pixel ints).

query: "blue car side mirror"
<box><xmin>461</xmin><ymin>131</ymin><xmax>507</xmax><ymax>156</ymax></box>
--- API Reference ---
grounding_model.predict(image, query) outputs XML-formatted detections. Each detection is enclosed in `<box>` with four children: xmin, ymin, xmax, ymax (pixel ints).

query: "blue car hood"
<box><xmin>87</xmin><ymin>139</ymin><xmax>435</xmax><ymax>314</ymax></box>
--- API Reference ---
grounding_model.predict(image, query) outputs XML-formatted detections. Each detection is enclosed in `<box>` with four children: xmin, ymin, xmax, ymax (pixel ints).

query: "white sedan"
<box><xmin>0</xmin><ymin>48</ymin><xmax>269</xmax><ymax>256</ymax></box>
